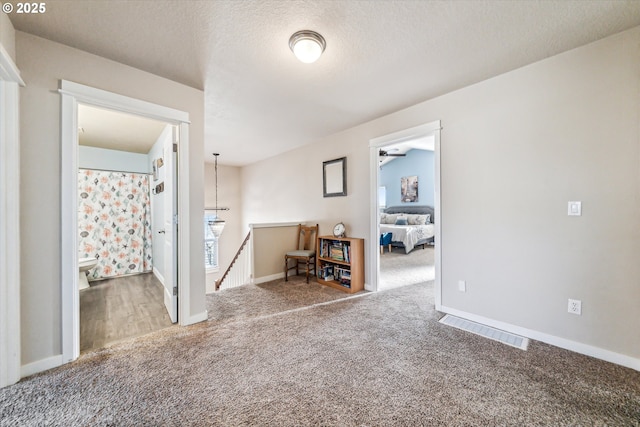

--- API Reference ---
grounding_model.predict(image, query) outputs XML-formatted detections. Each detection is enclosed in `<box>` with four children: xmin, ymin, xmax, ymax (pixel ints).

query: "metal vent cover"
<box><xmin>439</xmin><ymin>314</ymin><xmax>529</xmax><ymax>350</ymax></box>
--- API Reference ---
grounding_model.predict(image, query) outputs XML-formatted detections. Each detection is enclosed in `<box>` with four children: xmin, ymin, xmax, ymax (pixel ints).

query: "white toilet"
<box><xmin>79</xmin><ymin>257</ymin><xmax>98</xmax><ymax>290</ymax></box>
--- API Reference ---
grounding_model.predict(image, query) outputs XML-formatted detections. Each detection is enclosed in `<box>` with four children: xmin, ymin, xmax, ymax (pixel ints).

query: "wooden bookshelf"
<box><xmin>316</xmin><ymin>236</ymin><xmax>364</xmax><ymax>293</ymax></box>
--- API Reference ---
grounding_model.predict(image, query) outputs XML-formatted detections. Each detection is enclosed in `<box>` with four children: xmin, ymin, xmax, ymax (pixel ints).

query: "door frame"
<box><xmin>0</xmin><ymin>46</ymin><xmax>25</xmax><ymax>388</ymax></box>
<box><xmin>59</xmin><ymin>80</ymin><xmax>191</xmax><ymax>363</ymax></box>
<box><xmin>368</xmin><ymin>120</ymin><xmax>442</xmax><ymax>308</ymax></box>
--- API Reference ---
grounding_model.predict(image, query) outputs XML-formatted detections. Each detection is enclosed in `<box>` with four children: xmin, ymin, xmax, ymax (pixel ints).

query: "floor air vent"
<box><xmin>439</xmin><ymin>314</ymin><xmax>529</xmax><ymax>350</ymax></box>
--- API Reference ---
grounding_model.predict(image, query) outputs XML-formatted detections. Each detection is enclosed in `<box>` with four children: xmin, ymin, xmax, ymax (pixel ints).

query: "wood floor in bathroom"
<box><xmin>80</xmin><ymin>272</ymin><xmax>174</xmax><ymax>353</ymax></box>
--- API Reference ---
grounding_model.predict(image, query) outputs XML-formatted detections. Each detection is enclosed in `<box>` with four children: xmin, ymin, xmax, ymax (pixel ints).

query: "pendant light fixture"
<box><xmin>289</xmin><ymin>30</ymin><xmax>326</xmax><ymax>64</ymax></box>
<box><xmin>208</xmin><ymin>153</ymin><xmax>226</xmax><ymax>238</ymax></box>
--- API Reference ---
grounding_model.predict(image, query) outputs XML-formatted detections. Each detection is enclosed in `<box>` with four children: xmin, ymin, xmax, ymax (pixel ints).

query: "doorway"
<box><xmin>0</xmin><ymin>51</ymin><xmax>24</xmax><ymax>388</ymax></box>
<box><xmin>60</xmin><ymin>81</ymin><xmax>190</xmax><ymax>363</ymax></box>
<box><xmin>368</xmin><ymin>121</ymin><xmax>442</xmax><ymax>308</ymax></box>
<box><xmin>377</xmin><ymin>139</ymin><xmax>435</xmax><ymax>291</ymax></box>
<box><xmin>76</xmin><ymin>104</ymin><xmax>178</xmax><ymax>352</ymax></box>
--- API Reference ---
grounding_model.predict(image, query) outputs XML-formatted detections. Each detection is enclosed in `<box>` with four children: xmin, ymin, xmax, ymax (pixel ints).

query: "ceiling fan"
<box><xmin>379</xmin><ymin>149</ymin><xmax>406</xmax><ymax>157</ymax></box>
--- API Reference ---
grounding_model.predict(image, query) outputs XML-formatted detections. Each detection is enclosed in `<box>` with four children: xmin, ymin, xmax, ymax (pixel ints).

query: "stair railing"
<box><xmin>216</xmin><ymin>231</ymin><xmax>251</xmax><ymax>291</ymax></box>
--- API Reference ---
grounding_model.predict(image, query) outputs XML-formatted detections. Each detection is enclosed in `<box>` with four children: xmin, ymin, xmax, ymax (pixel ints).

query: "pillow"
<box><xmin>395</xmin><ymin>217</ymin><xmax>408</xmax><ymax>225</ymax></box>
<box><xmin>407</xmin><ymin>214</ymin><xmax>431</xmax><ymax>225</ymax></box>
<box><xmin>380</xmin><ymin>213</ymin><xmax>399</xmax><ymax>224</ymax></box>
<box><xmin>407</xmin><ymin>214</ymin><xmax>428</xmax><ymax>225</ymax></box>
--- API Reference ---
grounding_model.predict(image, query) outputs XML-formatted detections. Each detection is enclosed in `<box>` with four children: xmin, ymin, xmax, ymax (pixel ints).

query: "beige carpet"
<box><xmin>207</xmin><ymin>275</ymin><xmax>365</xmax><ymax>325</ymax></box>
<box><xmin>379</xmin><ymin>245</ymin><xmax>435</xmax><ymax>290</ymax></box>
<box><xmin>2</xmin><ymin>280</ymin><xmax>639</xmax><ymax>426</ymax></box>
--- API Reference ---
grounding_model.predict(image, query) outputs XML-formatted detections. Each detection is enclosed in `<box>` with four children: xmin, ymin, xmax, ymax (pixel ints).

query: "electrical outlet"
<box><xmin>568</xmin><ymin>299</ymin><xmax>582</xmax><ymax>315</ymax></box>
<box><xmin>568</xmin><ymin>201</ymin><xmax>582</xmax><ymax>216</ymax></box>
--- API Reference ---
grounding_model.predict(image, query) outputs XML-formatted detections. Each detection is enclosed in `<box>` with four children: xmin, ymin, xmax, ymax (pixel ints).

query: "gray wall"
<box><xmin>241</xmin><ymin>27</ymin><xmax>640</xmax><ymax>363</ymax></box>
<box><xmin>17</xmin><ymin>32</ymin><xmax>206</xmax><ymax>366</ymax></box>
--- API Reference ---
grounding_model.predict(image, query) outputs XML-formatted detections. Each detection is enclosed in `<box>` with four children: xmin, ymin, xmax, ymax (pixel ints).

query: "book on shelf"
<box><xmin>330</xmin><ymin>245</ymin><xmax>344</xmax><ymax>261</ymax></box>
<box><xmin>319</xmin><ymin>238</ymin><xmax>352</xmax><ymax>262</ymax></box>
<box><xmin>318</xmin><ymin>264</ymin><xmax>334</xmax><ymax>280</ymax></box>
<box><xmin>342</xmin><ymin>244</ymin><xmax>350</xmax><ymax>263</ymax></box>
<box><xmin>339</xmin><ymin>277</ymin><xmax>351</xmax><ymax>288</ymax></box>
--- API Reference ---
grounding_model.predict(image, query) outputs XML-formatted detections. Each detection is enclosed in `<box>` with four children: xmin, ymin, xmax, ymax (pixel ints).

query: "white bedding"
<box><xmin>380</xmin><ymin>224</ymin><xmax>434</xmax><ymax>253</ymax></box>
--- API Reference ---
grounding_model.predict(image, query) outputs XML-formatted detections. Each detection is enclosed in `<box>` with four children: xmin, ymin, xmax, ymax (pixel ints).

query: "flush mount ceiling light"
<box><xmin>289</xmin><ymin>30</ymin><xmax>326</xmax><ymax>64</ymax></box>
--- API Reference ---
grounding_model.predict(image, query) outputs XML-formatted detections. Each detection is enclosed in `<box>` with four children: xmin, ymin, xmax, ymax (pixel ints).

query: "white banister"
<box><xmin>216</xmin><ymin>232</ymin><xmax>251</xmax><ymax>291</ymax></box>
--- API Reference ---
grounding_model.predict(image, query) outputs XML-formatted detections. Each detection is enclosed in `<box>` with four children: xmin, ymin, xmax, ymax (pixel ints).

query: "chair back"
<box><xmin>297</xmin><ymin>224</ymin><xmax>318</xmax><ymax>251</ymax></box>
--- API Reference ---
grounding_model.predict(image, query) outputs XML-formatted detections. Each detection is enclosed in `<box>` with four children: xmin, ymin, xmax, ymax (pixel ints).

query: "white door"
<box><xmin>163</xmin><ymin>128</ymin><xmax>178</xmax><ymax>323</ymax></box>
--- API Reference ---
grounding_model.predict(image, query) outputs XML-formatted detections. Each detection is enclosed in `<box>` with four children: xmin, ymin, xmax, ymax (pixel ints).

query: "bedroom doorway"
<box><xmin>369</xmin><ymin>121</ymin><xmax>442</xmax><ymax>307</ymax></box>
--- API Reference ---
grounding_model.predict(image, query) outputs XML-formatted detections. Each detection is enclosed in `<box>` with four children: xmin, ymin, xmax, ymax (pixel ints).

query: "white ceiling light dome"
<box><xmin>289</xmin><ymin>30</ymin><xmax>326</xmax><ymax>64</ymax></box>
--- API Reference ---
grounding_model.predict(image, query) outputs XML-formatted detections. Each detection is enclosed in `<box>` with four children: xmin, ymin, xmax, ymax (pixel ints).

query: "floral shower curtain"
<box><xmin>78</xmin><ymin>169</ymin><xmax>153</xmax><ymax>280</ymax></box>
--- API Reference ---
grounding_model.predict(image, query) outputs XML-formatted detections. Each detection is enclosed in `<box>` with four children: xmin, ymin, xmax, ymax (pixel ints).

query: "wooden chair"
<box><xmin>285</xmin><ymin>224</ymin><xmax>318</xmax><ymax>283</ymax></box>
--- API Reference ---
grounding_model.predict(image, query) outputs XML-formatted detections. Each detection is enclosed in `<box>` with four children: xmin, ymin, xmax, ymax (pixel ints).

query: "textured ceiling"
<box><xmin>10</xmin><ymin>1</ymin><xmax>640</xmax><ymax>166</ymax></box>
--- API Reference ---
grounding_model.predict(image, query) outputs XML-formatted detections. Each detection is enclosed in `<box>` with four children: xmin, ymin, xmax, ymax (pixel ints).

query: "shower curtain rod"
<box><xmin>78</xmin><ymin>167</ymin><xmax>152</xmax><ymax>175</ymax></box>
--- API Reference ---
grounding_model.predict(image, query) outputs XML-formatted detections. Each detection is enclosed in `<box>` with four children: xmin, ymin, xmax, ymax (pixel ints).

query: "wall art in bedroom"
<box><xmin>401</xmin><ymin>175</ymin><xmax>418</xmax><ymax>202</ymax></box>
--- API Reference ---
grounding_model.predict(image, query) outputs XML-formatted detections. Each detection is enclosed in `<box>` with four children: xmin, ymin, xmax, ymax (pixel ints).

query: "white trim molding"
<box><xmin>59</xmin><ymin>80</ymin><xmax>188</xmax><ymax>124</ymax></box>
<box><xmin>253</xmin><ymin>272</ymin><xmax>286</xmax><ymax>285</ymax></box>
<box><xmin>368</xmin><ymin>121</ymin><xmax>442</xmax><ymax>303</ymax></box>
<box><xmin>20</xmin><ymin>355</ymin><xmax>64</xmax><ymax>380</ymax></box>
<box><xmin>440</xmin><ymin>305</ymin><xmax>640</xmax><ymax>372</ymax></box>
<box><xmin>153</xmin><ymin>267</ymin><xmax>165</xmax><ymax>285</ymax></box>
<box><xmin>0</xmin><ymin>44</ymin><xmax>24</xmax><ymax>85</ymax></box>
<box><xmin>59</xmin><ymin>80</ymin><xmax>193</xmax><ymax>368</ymax></box>
<box><xmin>186</xmin><ymin>311</ymin><xmax>208</xmax><ymax>325</ymax></box>
<box><xmin>176</xmin><ymin>122</ymin><xmax>193</xmax><ymax>326</ymax></box>
<box><xmin>0</xmin><ymin>46</ymin><xmax>24</xmax><ymax>388</ymax></box>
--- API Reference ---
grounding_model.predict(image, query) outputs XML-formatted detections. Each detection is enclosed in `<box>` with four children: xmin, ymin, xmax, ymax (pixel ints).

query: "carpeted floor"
<box><xmin>207</xmin><ymin>275</ymin><xmax>365</xmax><ymax>325</ymax></box>
<box><xmin>2</xmin><ymin>280</ymin><xmax>639</xmax><ymax>426</ymax></box>
<box><xmin>379</xmin><ymin>245</ymin><xmax>435</xmax><ymax>290</ymax></box>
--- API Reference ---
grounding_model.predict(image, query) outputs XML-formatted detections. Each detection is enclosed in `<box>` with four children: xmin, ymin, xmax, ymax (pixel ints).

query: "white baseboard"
<box><xmin>253</xmin><ymin>272</ymin><xmax>284</xmax><ymax>285</ymax></box>
<box><xmin>21</xmin><ymin>355</ymin><xmax>64</xmax><ymax>379</ymax></box>
<box><xmin>439</xmin><ymin>305</ymin><xmax>640</xmax><ymax>372</ymax></box>
<box><xmin>152</xmin><ymin>267</ymin><xmax>165</xmax><ymax>285</ymax></box>
<box><xmin>185</xmin><ymin>310</ymin><xmax>208</xmax><ymax>325</ymax></box>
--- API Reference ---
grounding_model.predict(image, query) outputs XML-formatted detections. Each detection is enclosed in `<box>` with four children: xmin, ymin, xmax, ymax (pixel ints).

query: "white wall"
<box><xmin>0</xmin><ymin>13</ymin><xmax>15</xmax><ymax>62</ymax></box>
<box><xmin>204</xmin><ymin>163</ymin><xmax>242</xmax><ymax>293</ymax></box>
<box><xmin>241</xmin><ymin>27</ymin><xmax>640</xmax><ymax>365</ymax></box>
<box><xmin>79</xmin><ymin>145</ymin><xmax>150</xmax><ymax>174</ymax></box>
<box><xmin>17</xmin><ymin>32</ymin><xmax>206</xmax><ymax>366</ymax></box>
<box><xmin>0</xmin><ymin>11</ymin><xmax>21</xmax><ymax>388</ymax></box>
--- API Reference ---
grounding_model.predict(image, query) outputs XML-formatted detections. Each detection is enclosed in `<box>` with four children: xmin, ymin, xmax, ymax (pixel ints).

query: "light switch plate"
<box><xmin>568</xmin><ymin>201</ymin><xmax>581</xmax><ymax>216</ymax></box>
<box><xmin>458</xmin><ymin>280</ymin><xmax>466</xmax><ymax>292</ymax></box>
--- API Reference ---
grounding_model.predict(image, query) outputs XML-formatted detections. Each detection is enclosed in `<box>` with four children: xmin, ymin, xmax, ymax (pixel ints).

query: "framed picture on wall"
<box><xmin>323</xmin><ymin>157</ymin><xmax>347</xmax><ymax>197</ymax></box>
<box><xmin>401</xmin><ymin>175</ymin><xmax>418</xmax><ymax>202</ymax></box>
<box><xmin>153</xmin><ymin>157</ymin><xmax>164</xmax><ymax>181</ymax></box>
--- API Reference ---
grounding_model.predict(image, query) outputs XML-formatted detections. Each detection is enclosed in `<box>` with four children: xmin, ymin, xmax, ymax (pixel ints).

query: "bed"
<box><xmin>380</xmin><ymin>205</ymin><xmax>435</xmax><ymax>254</ymax></box>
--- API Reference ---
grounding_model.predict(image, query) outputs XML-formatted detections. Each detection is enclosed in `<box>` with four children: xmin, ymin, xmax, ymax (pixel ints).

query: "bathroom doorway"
<box><xmin>60</xmin><ymin>81</ymin><xmax>191</xmax><ymax>363</ymax></box>
<box><xmin>76</xmin><ymin>104</ymin><xmax>178</xmax><ymax>352</ymax></box>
